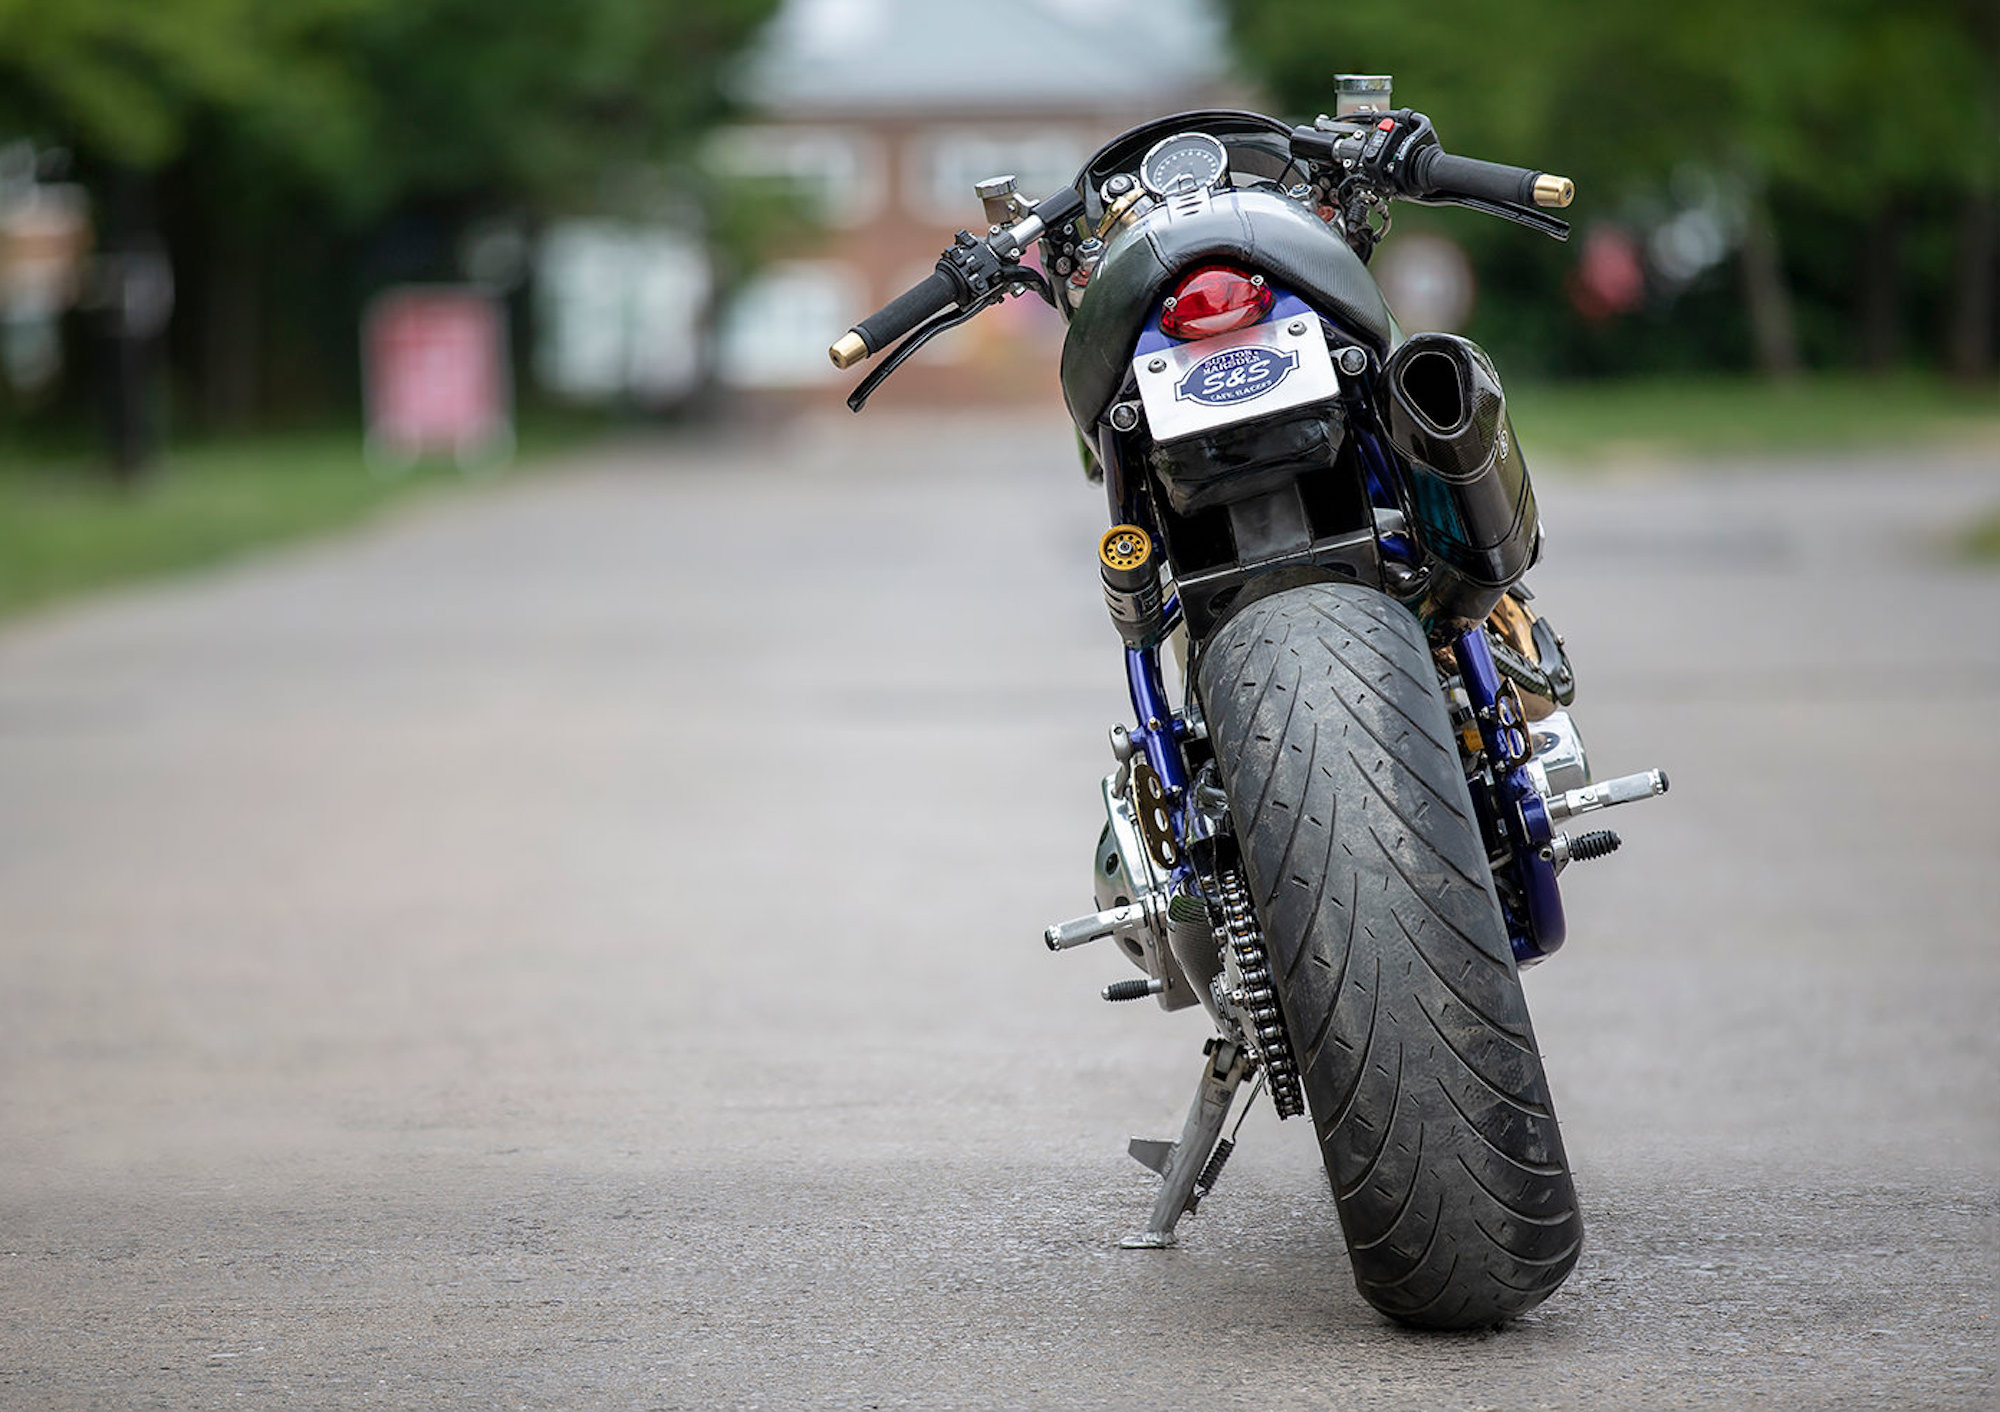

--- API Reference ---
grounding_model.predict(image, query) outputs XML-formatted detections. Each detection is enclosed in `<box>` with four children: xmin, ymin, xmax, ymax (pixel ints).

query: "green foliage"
<box><xmin>1510</xmin><ymin>374</ymin><xmax>2000</xmax><ymax>460</ymax></box>
<box><xmin>1224</xmin><ymin>0</ymin><xmax>1997</xmax><ymax>201</ymax></box>
<box><xmin>1966</xmin><ymin>505</ymin><xmax>2000</xmax><ymax>561</ymax></box>
<box><xmin>0</xmin><ymin>0</ymin><xmax>780</xmax><ymax>214</ymax></box>
<box><xmin>704</xmin><ymin>173</ymin><xmax>824</xmax><ymax>288</ymax></box>
<box><xmin>0</xmin><ymin>417</ymin><xmax>602</xmax><ymax>618</ymax></box>
<box><xmin>0</xmin><ymin>0</ymin><xmax>779</xmax><ymax>430</ymax></box>
<box><xmin>1224</xmin><ymin>0</ymin><xmax>1999</xmax><ymax>377</ymax></box>
<box><xmin>329</xmin><ymin>0</ymin><xmax>779</xmax><ymax>216</ymax></box>
<box><xmin>0</xmin><ymin>0</ymin><xmax>376</xmax><ymax>174</ymax></box>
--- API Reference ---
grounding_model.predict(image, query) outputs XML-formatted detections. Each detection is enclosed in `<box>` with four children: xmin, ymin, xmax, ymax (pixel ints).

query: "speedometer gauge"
<box><xmin>1139</xmin><ymin>132</ymin><xmax>1229</xmax><ymax>198</ymax></box>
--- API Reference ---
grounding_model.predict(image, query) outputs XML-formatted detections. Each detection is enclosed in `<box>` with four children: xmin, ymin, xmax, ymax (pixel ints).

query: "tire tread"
<box><xmin>1196</xmin><ymin>583</ymin><xmax>1581</xmax><ymax>1329</ymax></box>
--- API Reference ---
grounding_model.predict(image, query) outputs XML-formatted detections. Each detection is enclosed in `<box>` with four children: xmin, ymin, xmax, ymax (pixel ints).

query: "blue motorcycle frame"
<box><xmin>1105</xmin><ymin>298</ymin><xmax>1568</xmax><ymax>967</ymax></box>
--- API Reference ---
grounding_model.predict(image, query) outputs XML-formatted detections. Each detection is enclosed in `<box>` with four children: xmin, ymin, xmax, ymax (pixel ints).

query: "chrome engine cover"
<box><xmin>1526</xmin><ymin>708</ymin><xmax>1592</xmax><ymax>795</ymax></box>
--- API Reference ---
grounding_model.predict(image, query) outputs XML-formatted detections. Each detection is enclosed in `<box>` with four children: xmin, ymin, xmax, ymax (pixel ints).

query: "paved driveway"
<box><xmin>1</xmin><ymin>416</ymin><xmax>1995</xmax><ymax>1408</ymax></box>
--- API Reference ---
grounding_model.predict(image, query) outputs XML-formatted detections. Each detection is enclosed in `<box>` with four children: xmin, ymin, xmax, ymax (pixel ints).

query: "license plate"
<box><xmin>1132</xmin><ymin>316</ymin><xmax>1339</xmax><ymax>444</ymax></box>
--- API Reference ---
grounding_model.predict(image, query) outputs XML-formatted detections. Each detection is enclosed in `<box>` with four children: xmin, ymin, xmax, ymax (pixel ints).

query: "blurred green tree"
<box><xmin>1224</xmin><ymin>0</ymin><xmax>1997</xmax><ymax>378</ymax></box>
<box><xmin>0</xmin><ymin>0</ymin><xmax>775</xmax><ymax>209</ymax></box>
<box><xmin>0</xmin><ymin>0</ymin><xmax>370</xmax><ymax>175</ymax></box>
<box><xmin>0</xmin><ymin>0</ymin><xmax>778</xmax><ymax>428</ymax></box>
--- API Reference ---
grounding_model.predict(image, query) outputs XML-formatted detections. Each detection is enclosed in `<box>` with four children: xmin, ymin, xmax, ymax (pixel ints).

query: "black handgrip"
<box><xmin>1414</xmin><ymin>150</ymin><xmax>1542</xmax><ymax>207</ymax></box>
<box><xmin>853</xmin><ymin>268</ymin><xmax>961</xmax><ymax>355</ymax></box>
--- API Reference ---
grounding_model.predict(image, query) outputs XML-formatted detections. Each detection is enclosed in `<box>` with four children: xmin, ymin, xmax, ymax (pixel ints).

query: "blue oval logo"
<box><xmin>1174</xmin><ymin>345</ymin><xmax>1297</xmax><ymax>407</ymax></box>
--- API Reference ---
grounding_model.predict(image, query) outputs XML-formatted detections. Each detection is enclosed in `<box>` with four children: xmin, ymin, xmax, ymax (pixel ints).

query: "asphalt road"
<box><xmin>1</xmin><ymin>414</ymin><xmax>1995</xmax><ymax>1409</ymax></box>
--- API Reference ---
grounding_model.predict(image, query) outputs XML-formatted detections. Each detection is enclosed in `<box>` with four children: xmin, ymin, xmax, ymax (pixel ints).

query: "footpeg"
<box><xmin>1546</xmin><ymin>768</ymin><xmax>1668</xmax><ymax>822</ymax></box>
<box><xmin>1103</xmin><ymin>977</ymin><xmax>1164</xmax><ymax>1002</ymax></box>
<box><xmin>1045</xmin><ymin>899</ymin><xmax>1156</xmax><ymax>951</ymax></box>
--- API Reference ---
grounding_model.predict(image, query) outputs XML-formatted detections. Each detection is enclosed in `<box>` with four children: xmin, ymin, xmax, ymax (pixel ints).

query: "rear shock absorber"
<box><xmin>1100</xmin><ymin>523</ymin><xmax>1163</xmax><ymax>647</ymax></box>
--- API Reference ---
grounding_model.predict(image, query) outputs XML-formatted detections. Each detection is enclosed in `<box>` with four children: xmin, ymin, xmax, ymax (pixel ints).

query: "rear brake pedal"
<box><xmin>1542</xmin><ymin>828</ymin><xmax>1620</xmax><ymax>873</ymax></box>
<box><xmin>1103</xmin><ymin>977</ymin><xmax>1164</xmax><ymax>1002</ymax></box>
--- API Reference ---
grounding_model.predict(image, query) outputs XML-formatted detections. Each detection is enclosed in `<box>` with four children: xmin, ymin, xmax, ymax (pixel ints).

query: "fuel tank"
<box><xmin>1380</xmin><ymin>333</ymin><xmax>1541</xmax><ymax>628</ymax></box>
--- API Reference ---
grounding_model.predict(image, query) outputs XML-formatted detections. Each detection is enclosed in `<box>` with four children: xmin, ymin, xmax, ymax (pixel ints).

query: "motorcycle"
<box><xmin>830</xmin><ymin>82</ymin><xmax>1667</xmax><ymax>1331</ymax></box>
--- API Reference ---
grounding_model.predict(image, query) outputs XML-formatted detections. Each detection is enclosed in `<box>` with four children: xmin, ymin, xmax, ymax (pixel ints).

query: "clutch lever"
<box><xmin>846</xmin><ymin>296</ymin><xmax>998</xmax><ymax>412</ymax></box>
<box><xmin>845</xmin><ymin>263</ymin><xmax>1057</xmax><ymax>413</ymax></box>
<box><xmin>1416</xmin><ymin>193</ymin><xmax>1571</xmax><ymax>241</ymax></box>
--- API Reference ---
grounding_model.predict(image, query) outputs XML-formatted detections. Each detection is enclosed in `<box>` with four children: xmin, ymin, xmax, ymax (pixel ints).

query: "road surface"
<box><xmin>2</xmin><ymin>415</ymin><xmax>1995</xmax><ymax>1408</ymax></box>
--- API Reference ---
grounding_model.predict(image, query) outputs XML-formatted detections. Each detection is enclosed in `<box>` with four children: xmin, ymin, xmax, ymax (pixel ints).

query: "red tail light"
<box><xmin>1159</xmin><ymin>265</ymin><xmax>1273</xmax><ymax>340</ymax></box>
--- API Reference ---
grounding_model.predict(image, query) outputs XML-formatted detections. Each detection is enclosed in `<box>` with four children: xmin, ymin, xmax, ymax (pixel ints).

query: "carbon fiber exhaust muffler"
<box><xmin>1381</xmin><ymin>333</ymin><xmax>1541</xmax><ymax>628</ymax></box>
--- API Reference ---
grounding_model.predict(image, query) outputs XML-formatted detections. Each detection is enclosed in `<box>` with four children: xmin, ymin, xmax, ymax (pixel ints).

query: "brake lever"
<box><xmin>844</xmin><ymin>263</ymin><xmax>1057</xmax><ymax>413</ymax></box>
<box><xmin>1413</xmin><ymin>193</ymin><xmax>1571</xmax><ymax>241</ymax></box>
<box><xmin>1298</xmin><ymin>112</ymin><xmax>1570</xmax><ymax>243</ymax></box>
<box><xmin>846</xmin><ymin>296</ymin><xmax>997</xmax><ymax>413</ymax></box>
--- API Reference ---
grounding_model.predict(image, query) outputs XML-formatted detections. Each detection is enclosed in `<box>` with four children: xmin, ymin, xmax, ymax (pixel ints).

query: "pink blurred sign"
<box><xmin>363</xmin><ymin>287</ymin><xmax>511</xmax><ymax>466</ymax></box>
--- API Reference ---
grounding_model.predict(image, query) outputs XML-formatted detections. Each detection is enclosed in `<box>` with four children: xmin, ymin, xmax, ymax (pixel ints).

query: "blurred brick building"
<box><xmin>709</xmin><ymin>0</ymin><xmax>1238</xmax><ymax>409</ymax></box>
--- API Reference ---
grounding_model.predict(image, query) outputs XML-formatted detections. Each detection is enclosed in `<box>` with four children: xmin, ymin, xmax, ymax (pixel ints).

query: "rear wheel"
<box><xmin>1196</xmin><ymin>582</ymin><xmax>1581</xmax><ymax>1329</ymax></box>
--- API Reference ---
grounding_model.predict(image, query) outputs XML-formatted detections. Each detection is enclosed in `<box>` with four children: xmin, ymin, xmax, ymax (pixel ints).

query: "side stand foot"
<box><xmin>1119</xmin><ymin>1038</ymin><xmax>1251</xmax><ymax>1249</ymax></box>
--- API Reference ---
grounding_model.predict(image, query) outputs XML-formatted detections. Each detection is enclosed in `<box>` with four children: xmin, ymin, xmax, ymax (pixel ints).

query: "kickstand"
<box><xmin>1120</xmin><ymin>1038</ymin><xmax>1253</xmax><ymax>1249</ymax></box>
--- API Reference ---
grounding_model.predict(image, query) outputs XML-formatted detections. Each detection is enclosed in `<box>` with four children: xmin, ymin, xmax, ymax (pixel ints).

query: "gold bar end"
<box><xmin>829</xmin><ymin>331</ymin><xmax>869</xmax><ymax>370</ymax></box>
<box><xmin>1533</xmin><ymin>174</ymin><xmax>1575</xmax><ymax>209</ymax></box>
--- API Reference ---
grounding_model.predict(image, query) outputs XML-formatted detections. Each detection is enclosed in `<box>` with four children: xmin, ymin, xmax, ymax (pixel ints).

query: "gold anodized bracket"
<box><xmin>1097</xmin><ymin>188</ymin><xmax>1149</xmax><ymax>239</ymax></box>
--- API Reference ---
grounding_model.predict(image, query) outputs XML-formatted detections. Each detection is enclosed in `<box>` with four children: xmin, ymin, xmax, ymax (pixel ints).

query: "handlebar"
<box><xmin>829</xmin><ymin>118</ymin><xmax>1570</xmax><ymax>382</ymax></box>
<box><xmin>1290</xmin><ymin>115</ymin><xmax>1573</xmax><ymax>212</ymax></box>
<box><xmin>831</xmin><ymin>187</ymin><xmax>1085</xmax><ymax>369</ymax></box>
<box><xmin>1412</xmin><ymin>149</ymin><xmax>1572</xmax><ymax>209</ymax></box>
<box><xmin>841</xmin><ymin>269</ymin><xmax>960</xmax><ymax>366</ymax></box>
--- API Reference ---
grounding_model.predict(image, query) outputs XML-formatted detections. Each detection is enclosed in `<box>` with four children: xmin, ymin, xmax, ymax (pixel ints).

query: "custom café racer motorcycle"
<box><xmin>830</xmin><ymin>81</ymin><xmax>1667</xmax><ymax>1330</ymax></box>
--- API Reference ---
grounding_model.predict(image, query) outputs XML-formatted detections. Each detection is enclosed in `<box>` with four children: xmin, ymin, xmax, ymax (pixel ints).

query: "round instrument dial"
<box><xmin>1139</xmin><ymin>132</ymin><xmax>1229</xmax><ymax>198</ymax></box>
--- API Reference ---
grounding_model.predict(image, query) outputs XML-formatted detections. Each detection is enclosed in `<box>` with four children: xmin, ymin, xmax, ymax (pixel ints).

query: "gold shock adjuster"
<box><xmin>1099</xmin><ymin>524</ymin><xmax>1152</xmax><ymax>573</ymax></box>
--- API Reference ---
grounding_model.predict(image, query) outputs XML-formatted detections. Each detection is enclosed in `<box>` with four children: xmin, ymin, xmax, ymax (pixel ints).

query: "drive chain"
<box><xmin>1216</xmin><ymin>865</ymin><xmax>1305</xmax><ymax>1119</ymax></box>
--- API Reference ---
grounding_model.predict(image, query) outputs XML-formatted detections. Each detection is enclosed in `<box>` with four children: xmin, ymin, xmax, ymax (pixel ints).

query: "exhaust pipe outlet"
<box><xmin>1380</xmin><ymin>333</ymin><xmax>1541</xmax><ymax>629</ymax></box>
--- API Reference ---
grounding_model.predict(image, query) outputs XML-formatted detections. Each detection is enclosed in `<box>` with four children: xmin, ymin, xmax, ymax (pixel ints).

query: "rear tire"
<box><xmin>1196</xmin><ymin>583</ymin><xmax>1581</xmax><ymax>1329</ymax></box>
